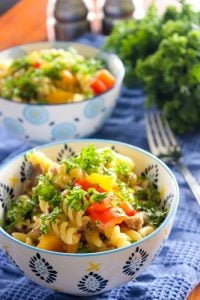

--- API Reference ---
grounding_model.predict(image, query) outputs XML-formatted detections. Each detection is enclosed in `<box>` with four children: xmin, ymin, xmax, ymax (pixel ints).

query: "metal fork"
<box><xmin>145</xmin><ymin>111</ymin><xmax>200</xmax><ymax>206</ymax></box>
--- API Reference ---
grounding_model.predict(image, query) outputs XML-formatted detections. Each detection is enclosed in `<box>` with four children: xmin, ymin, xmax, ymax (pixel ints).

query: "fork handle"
<box><xmin>176</xmin><ymin>161</ymin><xmax>200</xmax><ymax>206</ymax></box>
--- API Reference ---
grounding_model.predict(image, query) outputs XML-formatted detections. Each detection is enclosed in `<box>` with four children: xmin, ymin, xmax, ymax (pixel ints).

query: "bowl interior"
<box><xmin>0</xmin><ymin>41</ymin><xmax>125</xmax><ymax>88</ymax></box>
<box><xmin>0</xmin><ymin>139</ymin><xmax>178</xmax><ymax>227</ymax></box>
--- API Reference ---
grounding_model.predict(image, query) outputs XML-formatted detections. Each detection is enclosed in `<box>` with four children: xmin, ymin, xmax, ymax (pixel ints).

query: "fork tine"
<box><xmin>154</xmin><ymin>112</ymin><xmax>171</xmax><ymax>149</ymax></box>
<box><xmin>145</xmin><ymin>113</ymin><xmax>160</xmax><ymax>156</ymax></box>
<box><xmin>162</xmin><ymin>114</ymin><xmax>181</xmax><ymax>150</ymax></box>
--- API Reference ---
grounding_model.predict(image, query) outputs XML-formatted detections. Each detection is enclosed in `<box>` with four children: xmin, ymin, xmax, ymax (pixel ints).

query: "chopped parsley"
<box><xmin>64</xmin><ymin>186</ymin><xmax>88</xmax><ymax>211</ymax></box>
<box><xmin>134</xmin><ymin>181</ymin><xmax>167</xmax><ymax>226</ymax></box>
<box><xmin>40</xmin><ymin>207</ymin><xmax>61</xmax><ymax>234</ymax></box>
<box><xmin>64</xmin><ymin>186</ymin><xmax>107</xmax><ymax>211</ymax></box>
<box><xmin>5</xmin><ymin>195</ymin><xmax>34</xmax><ymax>228</ymax></box>
<box><xmin>72</xmin><ymin>144</ymin><xmax>102</xmax><ymax>174</ymax></box>
<box><xmin>115</xmin><ymin>161</ymin><xmax>131</xmax><ymax>179</ymax></box>
<box><xmin>61</xmin><ymin>159</ymin><xmax>78</xmax><ymax>174</ymax></box>
<box><xmin>32</xmin><ymin>175</ymin><xmax>61</xmax><ymax>207</ymax></box>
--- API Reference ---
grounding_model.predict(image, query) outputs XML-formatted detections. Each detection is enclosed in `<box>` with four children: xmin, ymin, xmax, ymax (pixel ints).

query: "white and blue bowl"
<box><xmin>0</xmin><ymin>42</ymin><xmax>125</xmax><ymax>144</ymax></box>
<box><xmin>0</xmin><ymin>139</ymin><xmax>179</xmax><ymax>296</ymax></box>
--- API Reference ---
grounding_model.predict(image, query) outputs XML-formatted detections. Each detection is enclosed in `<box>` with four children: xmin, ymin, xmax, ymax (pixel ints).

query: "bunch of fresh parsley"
<box><xmin>104</xmin><ymin>0</ymin><xmax>200</xmax><ymax>134</ymax></box>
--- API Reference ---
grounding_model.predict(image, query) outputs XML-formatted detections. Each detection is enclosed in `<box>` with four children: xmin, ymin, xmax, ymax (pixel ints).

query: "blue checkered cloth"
<box><xmin>0</xmin><ymin>34</ymin><xmax>199</xmax><ymax>300</ymax></box>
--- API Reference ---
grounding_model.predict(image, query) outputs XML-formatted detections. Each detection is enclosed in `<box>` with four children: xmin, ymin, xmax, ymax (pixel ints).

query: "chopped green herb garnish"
<box><xmin>134</xmin><ymin>182</ymin><xmax>166</xmax><ymax>226</ymax></box>
<box><xmin>64</xmin><ymin>186</ymin><xmax>88</xmax><ymax>211</ymax></box>
<box><xmin>5</xmin><ymin>195</ymin><xmax>34</xmax><ymax>228</ymax></box>
<box><xmin>87</xmin><ymin>188</ymin><xmax>107</xmax><ymax>203</ymax></box>
<box><xmin>32</xmin><ymin>175</ymin><xmax>61</xmax><ymax>207</ymax></box>
<box><xmin>72</xmin><ymin>144</ymin><xmax>102</xmax><ymax>174</ymax></box>
<box><xmin>40</xmin><ymin>207</ymin><xmax>61</xmax><ymax>234</ymax></box>
<box><xmin>61</xmin><ymin>159</ymin><xmax>78</xmax><ymax>174</ymax></box>
<box><xmin>64</xmin><ymin>186</ymin><xmax>108</xmax><ymax>211</ymax></box>
<box><xmin>115</xmin><ymin>161</ymin><xmax>131</xmax><ymax>179</ymax></box>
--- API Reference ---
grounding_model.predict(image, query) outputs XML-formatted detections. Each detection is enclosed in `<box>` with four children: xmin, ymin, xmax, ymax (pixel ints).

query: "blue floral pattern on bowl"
<box><xmin>123</xmin><ymin>246</ymin><xmax>149</xmax><ymax>276</ymax></box>
<box><xmin>29</xmin><ymin>253</ymin><xmax>57</xmax><ymax>284</ymax></box>
<box><xmin>3</xmin><ymin>117</ymin><xmax>24</xmax><ymax>137</ymax></box>
<box><xmin>84</xmin><ymin>97</ymin><xmax>104</xmax><ymax>118</ymax></box>
<box><xmin>23</xmin><ymin>106</ymin><xmax>49</xmax><ymax>125</ymax></box>
<box><xmin>0</xmin><ymin>183</ymin><xmax>14</xmax><ymax>210</ymax></box>
<box><xmin>51</xmin><ymin>123</ymin><xmax>77</xmax><ymax>140</ymax></box>
<box><xmin>78</xmin><ymin>272</ymin><xmax>108</xmax><ymax>293</ymax></box>
<box><xmin>141</xmin><ymin>164</ymin><xmax>159</xmax><ymax>188</ymax></box>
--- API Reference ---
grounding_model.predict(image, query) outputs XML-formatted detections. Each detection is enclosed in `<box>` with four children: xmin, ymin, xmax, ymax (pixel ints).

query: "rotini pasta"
<box><xmin>39</xmin><ymin>199</ymin><xmax>50</xmax><ymax>214</ymax></box>
<box><xmin>104</xmin><ymin>225</ymin><xmax>131</xmax><ymax>248</ymax></box>
<box><xmin>85</xmin><ymin>231</ymin><xmax>104</xmax><ymax>248</ymax></box>
<box><xmin>51</xmin><ymin>220</ymin><xmax>80</xmax><ymax>245</ymax></box>
<box><xmin>3</xmin><ymin>144</ymin><xmax>167</xmax><ymax>253</ymax></box>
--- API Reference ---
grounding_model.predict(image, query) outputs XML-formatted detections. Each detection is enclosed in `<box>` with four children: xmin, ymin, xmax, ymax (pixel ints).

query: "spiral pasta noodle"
<box><xmin>51</xmin><ymin>220</ymin><xmax>80</xmax><ymax>245</ymax></box>
<box><xmin>104</xmin><ymin>225</ymin><xmax>131</xmax><ymax>248</ymax></box>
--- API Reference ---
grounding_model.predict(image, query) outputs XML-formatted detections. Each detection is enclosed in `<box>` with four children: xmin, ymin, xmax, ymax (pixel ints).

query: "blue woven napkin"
<box><xmin>0</xmin><ymin>34</ymin><xmax>199</xmax><ymax>300</ymax></box>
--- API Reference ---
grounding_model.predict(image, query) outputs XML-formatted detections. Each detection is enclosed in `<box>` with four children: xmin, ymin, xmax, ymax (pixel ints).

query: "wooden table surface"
<box><xmin>0</xmin><ymin>0</ymin><xmax>199</xmax><ymax>299</ymax></box>
<box><xmin>0</xmin><ymin>0</ymin><xmax>48</xmax><ymax>51</ymax></box>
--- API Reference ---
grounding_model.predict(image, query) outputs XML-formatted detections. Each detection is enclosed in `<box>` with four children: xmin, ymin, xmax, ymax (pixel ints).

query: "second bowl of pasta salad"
<box><xmin>0</xmin><ymin>42</ymin><xmax>124</xmax><ymax>144</ymax></box>
<box><xmin>0</xmin><ymin>139</ymin><xmax>179</xmax><ymax>295</ymax></box>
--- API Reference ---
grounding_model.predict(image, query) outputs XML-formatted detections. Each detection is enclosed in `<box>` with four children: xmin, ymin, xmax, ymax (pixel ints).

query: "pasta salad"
<box><xmin>0</xmin><ymin>48</ymin><xmax>115</xmax><ymax>104</ymax></box>
<box><xmin>3</xmin><ymin>145</ymin><xmax>167</xmax><ymax>253</ymax></box>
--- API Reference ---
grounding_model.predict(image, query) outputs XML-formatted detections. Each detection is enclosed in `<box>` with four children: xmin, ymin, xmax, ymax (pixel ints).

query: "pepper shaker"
<box><xmin>102</xmin><ymin>0</ymin><xmax>135</xmax><ymax>35</ymax></box>
<box><xmin>48</xmin><ymin>0</ymin><xmax>90</xmax><ymax>41</ymax></box>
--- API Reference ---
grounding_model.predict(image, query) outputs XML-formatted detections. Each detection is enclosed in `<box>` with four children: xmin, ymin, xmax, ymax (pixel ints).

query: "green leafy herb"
<box><xmin>145</xmin><ymin>208</ymin><xmax>167</xmax><ymax>227</ymax></box>
<box><xmin>32</xmin><ymin>175</ymin><xmax>61</xmax><ymax>207</ymax></box>
<box><xmin>2</xmin><ymin>70</ymin><xmax>38</xmax><ymax>101</ymax></box>
<box><xmin>72</xmin><ymin>144</ymin><xmax>102</xmax><ymax>174</ymax></box>
<box><xmin>136</xmin><ymin>29</ymin><xmax>200</xmax><ymax>134</ymax></box>
<box><xmin>64</xmin><ymin>186</ymin><xmax>108</xmax><ymax>211</ymax></box>
<box><xmin>87</xmin><ymin>188</ymin><xmax>107</xmax><ymax>203</ymax></box>
<box><xmin>5</xmin><ymin>195</ymin><xmax>34</xmax><ymax>228</ymax></box>
<box><xmin>11</xmin><ymin>57</ymin><xmax>31</xmax><ymax>71</ymax></box>
<box><xmin>40</xmin><ymin>207</ymin><xmax>61</xmax><ymax>234</ymax></box>
<box><xmin>104</xmin><ymin>0</ymin><xmax>200</xmax><ymax>133</ymax></box>
<box><xmin>134</xmin><ymin>182</ymin><xmax>167</xmax><ymax>227</ymax></box>
<box><xmin>64</xmin><ymin>186</ymin><xmax>88</xmax><ymax>211</ymax></box>
<box><xmin>42</xmin><ymin>62</ymin><xmax>63</xmax><ymax>79</ymax></box>
<box><xmin>61</xmin><ymin>159</ymin><xmax>78</xmax><ymax>174</ymax></box>
<box><xmin>115</xmin><ymin>161</ymin><xmax>131</xmax><ymax>179</ymax></box>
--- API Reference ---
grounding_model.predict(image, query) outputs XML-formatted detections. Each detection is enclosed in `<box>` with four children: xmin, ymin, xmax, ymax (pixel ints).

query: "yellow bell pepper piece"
<box><xmin>37</xmin><ymin>231</ymin><xmax>65</xmax><ymax>251</ymax></box>
<box><xmin>46</xmin><ymin>90</ymin><xmax>75</xmax><ymax>104</ymax></box>
<box><xmin>86</xmin><ymin>173</ymin><xmax>114</xmax><ymax>191</ymax></box>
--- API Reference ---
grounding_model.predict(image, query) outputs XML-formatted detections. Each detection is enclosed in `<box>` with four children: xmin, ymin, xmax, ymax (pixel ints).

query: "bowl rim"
<box><xmin>0</xmin><ymin>41</ymin><xmax>125</xmax><ymax>106</ymax></box>
<box><xmin>0</xmin><ymin>138</ymin><xmax>179</xmax><ymax>257</ymax></box>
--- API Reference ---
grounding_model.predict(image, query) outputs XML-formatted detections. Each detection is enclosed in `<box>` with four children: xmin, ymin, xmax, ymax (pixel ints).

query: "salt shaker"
<box><xmin>51</xmin><ymin>0</ymin><xmax>90</xmax><ymax>41</ymax></box>
<box><xmin>102</xmin><ymin>0</ymin><xmax>135</xmax><ymax>35</ymax></box>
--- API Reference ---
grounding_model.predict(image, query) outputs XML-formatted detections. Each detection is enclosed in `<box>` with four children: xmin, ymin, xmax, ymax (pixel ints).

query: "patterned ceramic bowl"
<box><xmin>0</xmin><ymin>42</ymin><xmax>124</xmax><ymax>145</ymax></box>
<box><xmin>0</xmin><ymin>140</ymin><xmax>179</xmax><ymax>296</ymax></box>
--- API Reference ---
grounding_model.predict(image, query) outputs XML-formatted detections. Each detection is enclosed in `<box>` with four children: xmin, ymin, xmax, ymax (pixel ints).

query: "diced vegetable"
<box><xmin>86</xmin><ymin>173</ymin><xmax>114</xmax><ymax>191</ymax></box>
<box><xmin>97</xmin><ymin>69</ymin><xmax>116</xmax><ymax>89</ymax></box>
<box><xmin>74</xmin><ymin>178</ymin><xmax>105</xmax><ymax>193</ymax></box>
<box><xmin>37</xmin><ymin>231</ymin><xmax>65</xmax><ymax>251</ymax></box>
<box><xmin>90</xmin><ymin>69</ymin><xmax>116</xmax><ymax>95</ymax></box>
<box><xmin>90</xmin><ymin>78</ymin><xmax>108</xmax><ymax>95</ymax></box>
<box><xmin>46</xmin><ymin>90</ymin><xmax>75</xmax><ymax>104</ymax></box>
<box><xmin>87</xmin><ymin>198</ymin><xmax>112</xmax><ymax>212</ymax></box>
<box><xmin>87</xmin><ymin>198</ymin><xmax>126</xmax><ymax>227</ymax></box>
<box><xmin>119</xmin><ymin>201</ymin><xmax>137</xmax><ymax>216</ymax></box>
